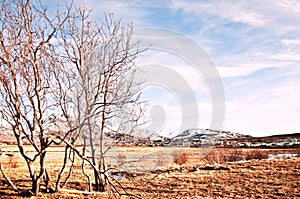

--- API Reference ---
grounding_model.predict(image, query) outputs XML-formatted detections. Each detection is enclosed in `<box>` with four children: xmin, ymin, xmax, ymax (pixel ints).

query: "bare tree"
<box><xmin>0</xmin><ymin>0</ymin><xmax>145</xmax><ymax>196</ymax></box>
<box><xmin>58</xmin><ymin>8</ymin><xmax>146</xmax><ymax>193</ymax></box>
<box><xmin>0</xmin><ymin>0</ymin><xmax>72</xmax><ymax>195</ymax></box>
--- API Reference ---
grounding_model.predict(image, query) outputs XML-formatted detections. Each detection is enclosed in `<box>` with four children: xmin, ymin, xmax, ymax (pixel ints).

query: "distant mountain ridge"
<box><xmin>1</xmin><ymin>127</ymin><xmax>299</xmax><ymax>147</ymax></box>
<box><xmin>107</xmin><ymin>128</ymin><xmax>253</xmax><ymax>147</ymax></box>
<box><xmin>131</xmin><ymin>128</ymin><xmax>250</xmax><ymax>140</ymax></box>
<box><xmin>171</xmin><ymin>128</ymin><xmax>249</xmax><ymax>141</ymax></box>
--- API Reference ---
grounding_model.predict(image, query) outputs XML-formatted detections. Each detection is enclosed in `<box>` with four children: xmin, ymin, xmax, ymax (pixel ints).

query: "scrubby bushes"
<box><xmin>202</xmin><ymin>148</ymin><xmax>244</xmax><ymax>163</ymax></box>
<box><xmin>171</xmin><ymin>150</ymin><xmax>189</xmax><ymax>166</ymax></box>
<box><xmin>201</xmin><ymin>148</ymin><xmax>270</xmax><ymax>164</ymax></box>
<box><xmin>244</xmin><ymin>149</ymin><xmax>269</xmax><ymax>160</ymax></box>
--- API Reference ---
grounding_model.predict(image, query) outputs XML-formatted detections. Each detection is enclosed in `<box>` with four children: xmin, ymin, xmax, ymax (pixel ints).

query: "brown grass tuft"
<box><xmin>244</xmin><ymin>149</ymin><xmax>269</xmax><ymax>160</ymax></box>
<box><xmin>171</xmin><ymin>150</ymin><xmax>188</xmax><ymax>166</ymax></box>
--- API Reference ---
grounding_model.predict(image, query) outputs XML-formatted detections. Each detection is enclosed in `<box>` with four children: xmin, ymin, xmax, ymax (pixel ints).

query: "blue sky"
<box><xmin>64</xmin><ymin>0</ymin><xmax>300</xmax><ymax>136</ymax></box>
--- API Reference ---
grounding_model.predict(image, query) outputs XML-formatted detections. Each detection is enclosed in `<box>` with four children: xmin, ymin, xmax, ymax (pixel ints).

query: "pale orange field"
<box><xmin>0</xmin><ymin>146</ymin><xmax>299</xmax><ymax>198</ymax></box>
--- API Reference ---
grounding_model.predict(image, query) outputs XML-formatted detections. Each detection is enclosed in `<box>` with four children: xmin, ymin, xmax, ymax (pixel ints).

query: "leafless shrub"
<box><xmin>202</xmin><ymin>148</ymin><xmax>244</xmax><ymax>164</ymax></box>
<box><xmin>171</xmin><ymin>150</ymin><xmax>188</xmax><ymax>166</ymax></box>
<box><xmin>295</xmin><ymin>148</ymin><xmax>300</xmax><ymax>156</ymax></box>
<box><xmin>7</xmin><ymin>155</ymin><xmax>18</xmax><ymax>169</ymax></box>
<box><xmin>201</xmin><ymin>148</ymin><xmax>271</xmax><ymax>164</ymax></box>
<box><xmin>116</xmin><ymin>153</ymin><xmax>127</xmax><ymax>168</ymax></box>
<box><xmin>116</xmin><ymin>153</ymin><xmax>127</xmax><ymax>162</ymax></box>
<box><xmin>155</xmin><ymin>157</ymin><xmax>166</xmax><ymax>168</ymax></box>
<box><xmin>201</xmin><ymin>149</ymin><xmax>223</xmax><ymax>163</ymax></box>
<box><xmin>244</xmin><ymin>149</ymin><xmax>269</xmax><ymax>160</ymax></box>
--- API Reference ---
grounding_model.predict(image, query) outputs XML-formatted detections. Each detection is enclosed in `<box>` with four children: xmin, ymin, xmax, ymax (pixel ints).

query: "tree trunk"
<box><xmin>93</xmin><ymin>171</ymin><xmax>105</xmax><ymax>192</ymax></box>
<box><xmin>32</xmin><ymin>174</ymin><xmax>41</xmax><ymax>196</ymax></box>
<box><xmin>31</xmin><ymin>151</ymin><xmax>46</xmax><ymax>195</ymax></box>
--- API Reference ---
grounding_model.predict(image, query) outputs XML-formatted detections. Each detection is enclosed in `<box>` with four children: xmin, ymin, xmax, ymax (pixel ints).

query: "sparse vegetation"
<box><xmin>244</xmin><ymin>149</ymin><xmax>269</xmax><ymax>160</ymax></box>
<box><xmin>116</xmin><ymin>153</ymin><xmax>127</xmax><ymax>169</ymax></box>
<box><xmin>201</xmin><ymin>148</ymin><xmax>244</xmax><ymax>163</ymax></box>
<box><xmin>295</xmin><ymin>147</ymin><xmax>300</xmax><ymax>156</ymax></box>
<box><xmin>0</xmin><ymin>146</ymin><xmax>299</xmax><ymax>198</ymax></box>
<box><xmin>201</xmin><ymin>148</ymin><xmax>272</xmax><ymax>163</ymax></box>
<box><xmin>171</xmin><ymin>150</ymin><xmax>189</xmax><ymax>166</ymax></box>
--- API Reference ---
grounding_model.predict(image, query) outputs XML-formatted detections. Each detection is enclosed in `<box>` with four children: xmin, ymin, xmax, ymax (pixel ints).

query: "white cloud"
<box><xmin>136</xmin><ymin>50</ymin><xmax>211</xmax><ymax>94</ymax></box>
<box><xmin>224</xmin><ymin>81</ymin><xmax>300</xmax><ymax>136</ymax></box>
<box><xmin>60</xmin><ymin>0</ymin><xmax>300</xmax><ymax>136</ymax></box>
<box><xmin>278</xmin><ymin>0</ymin><xmax>300</xmax><ymax>15</ymax></box>
<box><xmin>77</xmin><ymin>0</ymin><xmax>150</xmax><ymax>25</ymax></box>
<box><xmin>217</xmin><ymin>64</ymin><xmax>272</xmax><ymax>78</ymax></box>
<box><xmin>282</xmin><ymin>39</ymin><xmax>300</xmax><ymax>46</ymax></box>
<box><xmin>219</xmin><ymin>4</ymin><xmax>267</xmax><ymax>26</ymax></box>
<box><xmin>215</xmin><ymin>50</ymin><xmax>300</xmax><ymax>78</ymax></box>
<box><xmin>171</xmin><ymin>0</ymin><xmax>268</xmax><ymax>26</ymax></box>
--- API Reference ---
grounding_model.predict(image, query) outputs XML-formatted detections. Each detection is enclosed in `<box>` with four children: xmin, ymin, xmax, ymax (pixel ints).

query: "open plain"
<box><xmin>0</xmin><ymin>146</ymin><xmax>299</xmax><ymax>198</ymax></box>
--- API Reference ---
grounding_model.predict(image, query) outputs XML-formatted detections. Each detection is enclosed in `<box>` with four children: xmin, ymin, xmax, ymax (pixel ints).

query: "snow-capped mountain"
<box><xmin>172</xmin><ymin>128</ymin><xmax>248</xmax><ymax>141</ymax></box>
<box><xmin>131</xmin><ymin>130</ymin><xmax>172</xmax><ymax>140</ymax></box>
<box><xmin>103</xmin><ymin>128</ymin><xmax>252</xmax><ymax>146</ymax></box>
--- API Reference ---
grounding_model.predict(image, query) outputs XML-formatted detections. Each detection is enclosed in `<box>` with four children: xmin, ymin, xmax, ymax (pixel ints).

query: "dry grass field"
<box><xmin>0</xmin><ymin>146</ymin><xmax>299</xmax><ymax>198</ymax></box>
